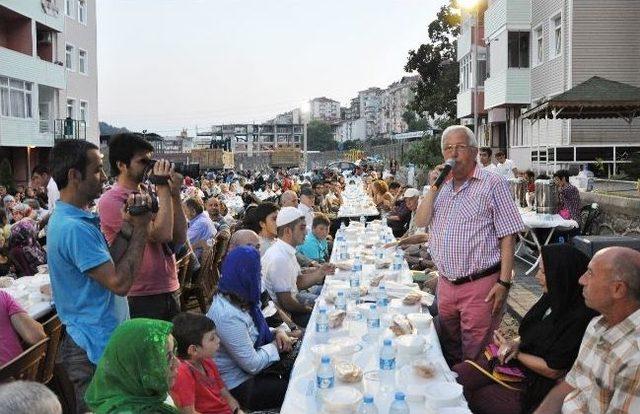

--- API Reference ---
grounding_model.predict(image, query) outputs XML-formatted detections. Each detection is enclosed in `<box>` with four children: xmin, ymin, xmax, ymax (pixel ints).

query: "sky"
<box><xmin>97</xmin><ymin>0</ymin><xmax>448</xmax><ymax>135</ymax></box>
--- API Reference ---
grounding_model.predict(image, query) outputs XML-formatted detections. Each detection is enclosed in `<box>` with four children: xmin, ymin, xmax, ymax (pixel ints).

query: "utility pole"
<box><xmin>303</xmin><ymin>121</ymin><xmax>308</xmax><ymax>171</ymax></box>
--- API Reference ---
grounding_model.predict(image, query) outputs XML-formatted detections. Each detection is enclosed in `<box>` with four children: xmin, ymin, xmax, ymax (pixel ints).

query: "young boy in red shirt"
<box><xmin>170</xmin><ymin>313</ymin><xmax>243</xmax><ymax>414</ymax></box>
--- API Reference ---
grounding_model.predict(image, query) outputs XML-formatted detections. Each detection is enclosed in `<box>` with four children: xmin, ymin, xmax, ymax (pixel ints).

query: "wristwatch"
<box><xmin>497</xmin><ymin>279</ymin><xmax>512</xmax><ymax>290</ymax></box>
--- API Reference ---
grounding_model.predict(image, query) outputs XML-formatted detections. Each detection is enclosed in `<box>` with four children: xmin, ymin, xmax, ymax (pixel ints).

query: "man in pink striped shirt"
<box><xmin>415</xmin><ymin>125</ymin><xmax>524</xmax><ymax>364</ymax></box>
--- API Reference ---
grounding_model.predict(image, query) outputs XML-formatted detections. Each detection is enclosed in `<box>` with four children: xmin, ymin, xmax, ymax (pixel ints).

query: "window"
<box><xmin>77</xmin><ymin>0</ymin><xmax>87</xmax><ymax>24</ymax></box>
<box><xmin>508</xmin><ymin>31</ymin><xmax>530</xmax><ymax>68</ymax></box>
<box><xmin>459</xmin><ymin>54</ymin><xmax>472</xmax><ymax>92</ymax></box>
<box><xmin>0</xmin><ymin>77</ymin><xmax>33</xmax><ymax>118</ymax></box>
<box><xmin>78</xmin><ymin>49</ymin><xmax>87</xmax><ymax>74</ymax></box>
<box><xmin>79</xmin><ymin>101</ymin><xmax>88</xmax><ymax>123</ymax></box>
<box><xmin>550</xmin><ymin>13</ymin><xmax>562</xmax><ymax>59</ymax></box>
<box><xmin>66</xmin><ymin>98</ymin><xmax>75</xmax><ymax>119</ymax></box>
<box><xmin>65</xmin><ymin>0</ymin><xmax>74</xmax><ymax>17</ymax></box>
<box><xmin>533</xmin><ymin>25</ymin><xmax>544</xmax><ymax>66</ymax></box>
<box><xmin>477</xmin><ymin>53</ymin><xmax>487</xmax><ymax>87</ymax></box>
<box><xmin>65</xmin><ymin>44</ymin><xmax>75</xmax><ymax>71</ymax></box>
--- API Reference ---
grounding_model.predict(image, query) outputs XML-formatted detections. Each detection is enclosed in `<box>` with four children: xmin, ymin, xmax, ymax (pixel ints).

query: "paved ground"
<box><xmin>508</xmin><ymin>259</ymin><xmax>543</xmax><ymax>320</ymax></box>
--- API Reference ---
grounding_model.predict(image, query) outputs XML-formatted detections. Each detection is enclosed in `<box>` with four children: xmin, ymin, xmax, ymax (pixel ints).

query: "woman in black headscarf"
<box><xmin>453</xmin><ymin>244</ymin><xmax>598</xmax><ymax>414</ymax></box>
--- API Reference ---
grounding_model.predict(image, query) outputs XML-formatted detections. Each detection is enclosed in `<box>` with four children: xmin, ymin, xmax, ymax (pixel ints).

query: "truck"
<box><xmin>270</xmin><ymin>148</ymin><xmax>301</xmax><ymax>168</ymax></box>
<box><xmin>190</xmin><ymin>148</ymin><xmax>234</xmax><ymax>170</ymax></box>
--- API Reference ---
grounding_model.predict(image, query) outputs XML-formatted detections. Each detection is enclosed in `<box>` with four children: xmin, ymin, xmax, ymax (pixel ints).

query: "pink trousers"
<box><xmin>436</xmin><ymin>272</ymin><xmax>504</xmax><ymax>365</ymax></box>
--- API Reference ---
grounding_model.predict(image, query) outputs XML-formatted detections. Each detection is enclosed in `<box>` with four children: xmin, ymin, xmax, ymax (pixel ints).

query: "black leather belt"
<box><xmin>449</xmin><ymin>263</ymin><xmax>501</xmax><ymax>285</ymax></box>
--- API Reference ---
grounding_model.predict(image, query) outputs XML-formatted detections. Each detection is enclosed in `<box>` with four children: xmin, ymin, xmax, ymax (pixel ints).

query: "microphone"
<box><xmin>433</xmin><ymin>159</ymin><xmax>456</xmax><ymax>189</ymax></box>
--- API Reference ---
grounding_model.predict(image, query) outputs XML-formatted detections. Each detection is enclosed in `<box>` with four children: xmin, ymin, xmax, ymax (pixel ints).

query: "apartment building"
<box><xmin>0</xmin><ymin>0</ymin><xmax>98</xmax><ymax>184</ymax></box>
<box><xmin>194</xmin><ymin>123</ymin><xmax>303</xmax><ymax>156</ymax></box>
<box><xmin>358</xmin><ymin>87</ymin><xmax>383</xmax><ymax>139</ymax></box>
<box><xmin>477</xmin><ymin>0</ymin><xmax>640</xmax><ymax>174</ymax></box>
<box><xmin>378</xmin><ymin>75</ymin><xmax>419</xmax><ymax>139</ymax></box>
<box><xmin>456</xmin><ymin>1</ymin><xmax>489</xmax><ymax>142</ymax></box>
<box><xmin>310</xmin><ymin>97</ymin><xmax>341</xmax><ymax>122</ymax></box>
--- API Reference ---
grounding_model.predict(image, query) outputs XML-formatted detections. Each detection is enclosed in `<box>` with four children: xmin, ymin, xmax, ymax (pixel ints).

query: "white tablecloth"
<box><xmin>337</xmin><ymin>182</ymin><xmax>379</xmax><ymax>218</ymax></box>
<box><xmin>519</xmin><ymin>209</ymin><xmax>578</xmax><ymax>229</ymax></box>
<box><xmin>280</xmin><ymin>223</ymin><xmax>468</xmax><ymax>413</ymax></box>
<box><xmin>1</xmin><ymin>274</ymin><xmax>53</xmax><ymax>319</ymax></box>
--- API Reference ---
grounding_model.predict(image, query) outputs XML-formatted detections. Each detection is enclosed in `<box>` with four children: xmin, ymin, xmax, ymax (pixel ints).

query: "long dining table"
<box><xmin>279</xmin><ymin>218</ymin><xmax>470</xmax><ymax>414</ymax></box>
<box><xmin>1</xmin><ymin>273</ymin><xmax>53</xmax><ymax>320</ymax></box>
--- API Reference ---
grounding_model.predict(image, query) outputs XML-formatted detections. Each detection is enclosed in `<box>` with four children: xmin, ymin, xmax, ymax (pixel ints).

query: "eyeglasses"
<box><xmin>444</xmin><ymin>144</ymin><xmax>472</xmax><ymax>152</ymax></box>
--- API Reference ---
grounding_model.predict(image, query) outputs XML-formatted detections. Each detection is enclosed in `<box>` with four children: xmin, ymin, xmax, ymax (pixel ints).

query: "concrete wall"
<box><xmin>580</xmin><ymin>190</ymin><xmax>640</xmax><ymax>236</ymax></box>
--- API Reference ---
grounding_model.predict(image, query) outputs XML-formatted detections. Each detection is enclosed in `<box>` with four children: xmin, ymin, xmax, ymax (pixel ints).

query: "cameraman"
<box><xmin>98</xmin><ymin>133</ymin><xmax>188</xmax><ymax>321</ymax></box>
<box><xmin>47</xmin><ymin>139</ymin><xmax>151</xmax><ymax>413</ymax></box>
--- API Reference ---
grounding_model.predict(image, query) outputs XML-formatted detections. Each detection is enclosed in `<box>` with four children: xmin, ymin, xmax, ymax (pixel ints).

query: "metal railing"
<box><xmin>54</xmin><ymin>119</ymin><xmax>86</xmax><ymax>140</ymax></box>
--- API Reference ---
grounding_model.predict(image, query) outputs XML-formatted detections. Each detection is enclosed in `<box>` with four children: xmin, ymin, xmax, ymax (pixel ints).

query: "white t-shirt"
<box><xmin>495</xmin><ymin>159</ymin><xmax>516</xmax><ymax>179</ymax></box>
<box><xmin>262</xmin><ymin>239</ymin><xmax>301</xmax><ymax>304</ymax></box>
<box><xmin>297</xmin><ymin>203</ymin><xmax>314</xmax><ymax>234</ymax></box>
<box><xmin>481</xmin><ymin>163</ymin><xmax>498</xmax><ymax>174</ymax></box>
<box><xmin>47</xmin><ymin>178</ymin><xmax>60</xmax><ymax>210</ymax></box>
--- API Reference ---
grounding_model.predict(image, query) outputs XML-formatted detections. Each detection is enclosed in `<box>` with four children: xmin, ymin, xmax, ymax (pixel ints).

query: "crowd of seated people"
<box><xmin>2</xmin><ymin>136</ymin><xmax>640</xmax><ymax>414</ymax></box>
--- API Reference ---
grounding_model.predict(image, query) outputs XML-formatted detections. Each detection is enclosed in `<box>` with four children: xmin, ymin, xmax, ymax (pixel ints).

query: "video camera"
<box><xmin>126</xmin><ymin>159</ymin><xmax>200</xmax><ymax>216</ymax></box>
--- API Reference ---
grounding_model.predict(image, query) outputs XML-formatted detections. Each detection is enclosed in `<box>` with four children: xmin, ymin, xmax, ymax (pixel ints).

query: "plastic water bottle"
<box><xmin>339</xmin><ymin>242</ymin><xmax>349</xmax><ymax>260</ymax></box>
<box><xmin>316</xmin><ymin>355</ymin><xmax>334</xmax><ymax>393</ymax></box>
<box><xmin>376</xmin><ymin>285</ymin><xmax>388</xmax><ymax>313</ymax></box>
<box><xmin>353</xmin><ymin>254</ymin><xmax>363</xmax><ymax>276</ymax></box>
<box><xmin>360</xmin><ymin>215</ymin><xmax>366</xmax><ymax>226</ymax></box>
<box><xmin>316</xmin><ymin>307</ymin><xmax>329</xmax><ymax>342</ymax></box>
<box><xmin>375</xmin><ymin>245</ymin><xmax>384</xmax><ymax>260</ymax></box>
<box><xmin>350</xmin><ymin>270</ymin><xmax>361</xmax><ymax>303</ymax></box>
<box><xmin>367</xmin><ymin>304</ymin><xmax>380</xmax><ymax>335</ymax></box>
<box><xmin>388</xmin><ymin>392</ymin><xmax>410</xmax><ymax>414</ymax></box>
<box><xmin>335</xmin><ymin>290</ymin><xmax>347</xmax><ymax>311</ymax></box>
<box><xmin>392</xmin><ymin>250</ymin><xmax>403</xmax><ymax>272</ymax></box>
<box><xmin>357</xmin><ymin>394</ymin><xmax>379</xmax><ymax>414</ymax></box>
<box><xmin>379</xmin><ymin>339</ymin><xmax>396</xmax><ymax>388</ymax></box>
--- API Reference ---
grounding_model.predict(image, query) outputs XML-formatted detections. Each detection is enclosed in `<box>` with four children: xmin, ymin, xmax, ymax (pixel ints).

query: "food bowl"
<box><xmin>396</xmin><ymin>334</ymin><xmax>427</xmax><ymax>355</ymax></box>
<box><xmin>310</xmin><ymin>344</ymin><xmax>341</xmax><ymax>367</ymax></box>
<box><xmin>407</xmin><ymin>312</ymin><xmax>433</xmax><ymax>333</ymax></box>
<box><xmin>322</xmin><ymin>386</ymin><xmax>363</xmax><ymax>414</ymax></box>
<box><xmin>424</xmin><ymin>381</ymin><xmax>464</xmax><ymax>408</ymax></box>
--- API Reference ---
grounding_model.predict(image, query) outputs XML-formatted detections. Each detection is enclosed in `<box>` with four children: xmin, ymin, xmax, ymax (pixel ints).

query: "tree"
<box><xmin>99</xmin><ymin>121</ymin><xmax>129</xmax><ymax>135</ymax></box>
<box><xmin>307</xmin><ymin>120</ymin><xmax>338</xmax><ymax>151</ymax></box>
<box><xmin>405</xmin><ymin>0</ymin><xmax>460</xmax><ymax>121</ymax></box>
<box><xmin>0</xmin><ymin>158</ymin><xmax>16</xmax><ymax>193</ymax></box>
<box><xmin>620</xmin><ymin>150</ymin><xmax>640</xmax><ymax>180</ymax></box>
<box><xmin>402</xmin><ymin>111</ymin><xmax>432</xmax><ymax>132</ymax></box>
<box><xmin>403</xmin><ymin>135</ymin><xmax>443</xmax><ymax>169</ymax></box>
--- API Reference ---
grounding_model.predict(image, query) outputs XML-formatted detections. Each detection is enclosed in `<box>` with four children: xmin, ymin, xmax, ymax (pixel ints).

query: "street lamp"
<box><xmin>458</xmin><ymin>0</ymin><xmax>481</xmax><ymax>145</ymax></box>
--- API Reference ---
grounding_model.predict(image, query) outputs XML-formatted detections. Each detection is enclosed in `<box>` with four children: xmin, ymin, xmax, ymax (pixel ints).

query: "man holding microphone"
<box><xmin>415</xmin><ymin>125</ymin><xmax>524</xmax><ymax>364</ymax></box>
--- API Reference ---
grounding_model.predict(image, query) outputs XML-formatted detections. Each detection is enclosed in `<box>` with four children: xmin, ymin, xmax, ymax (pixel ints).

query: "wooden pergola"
<box><xmin>521</xmin><ymin>76</ymin><xmax>640</xmax><ymax>173</ymax></box>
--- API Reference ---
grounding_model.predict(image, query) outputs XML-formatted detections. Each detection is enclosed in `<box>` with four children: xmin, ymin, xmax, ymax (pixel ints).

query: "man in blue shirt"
<box><xmin>184</xmin><ymin>197</ymin><xmax>217</xmax><ymax>259</ymax></box>
<box><xmin>297</xmin><ymin>213</ymin><xmax>330</xmax><ymax>263</ymax></box>
<box><xmin>47</xmin><ymin>139</ymin><xmax>151</xmax><ymax>413</ymax></box>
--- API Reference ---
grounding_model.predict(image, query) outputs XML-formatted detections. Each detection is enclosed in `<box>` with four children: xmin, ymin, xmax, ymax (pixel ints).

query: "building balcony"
<box><xmin>484</xmin><ymin>68</ymin><xmax>530</xmax><ymax>109</ymax></box>
<box><xmin>484</xmin><ymin>0</ymin><xmax>531</xmax><ymax>38</ymax></box>
<box><xmin>0</xmin><ymin>1</ymin><xmax>64</xmax><ymax>32</ymax></box>
<box><xmin>54</xmin><ymin>119</ymin><xmax>86</xmax><ymax>141</ymax></box>
<box><xmin>0</xmin><ymin>47</ymin><xmax>65</xmax><ymax>88</ymax></box>
<box><xmin>458</xmin><ymin>23</ymin><xmax>473</xmax><ymax>60</ymax></box>
<box><xmin>457</xmin><ymin>89</ymin><xmax>485</xmax><ymax>119</ymax></box>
